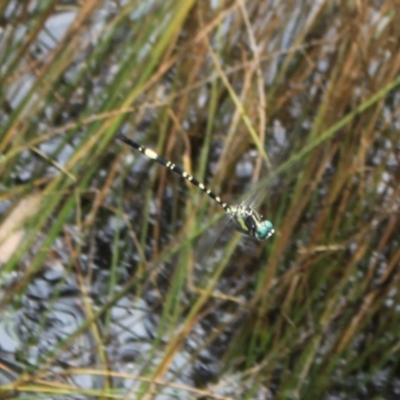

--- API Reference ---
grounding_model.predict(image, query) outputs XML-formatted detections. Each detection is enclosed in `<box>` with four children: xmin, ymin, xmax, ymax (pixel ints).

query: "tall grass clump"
<box><xmin>1</xmin><ymin>1</ymin><xmax>400</xmax><ymax>399</ymax></box>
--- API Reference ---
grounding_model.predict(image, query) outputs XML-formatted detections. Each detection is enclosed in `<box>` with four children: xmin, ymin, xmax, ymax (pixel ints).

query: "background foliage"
<box><xmin>1</xmin><ymin>1</ymin><xmax>400</xmax><ymax>399</ymax></box>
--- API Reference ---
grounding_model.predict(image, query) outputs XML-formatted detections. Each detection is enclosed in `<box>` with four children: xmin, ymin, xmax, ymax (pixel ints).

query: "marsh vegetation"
<box><xmin>1</xmin><ymin>1</ymin><xmax>400</xmax><ymax>398</ymax></box>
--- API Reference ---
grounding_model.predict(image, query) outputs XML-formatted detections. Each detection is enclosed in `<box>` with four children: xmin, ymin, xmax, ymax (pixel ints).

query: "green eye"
<box><xmin>255</xmin><ymin>220</ymin><xmax>275</xmax><ymax>240</ymax></box>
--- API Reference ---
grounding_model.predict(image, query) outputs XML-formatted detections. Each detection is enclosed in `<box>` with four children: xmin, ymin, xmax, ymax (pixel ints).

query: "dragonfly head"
<box><xmin>230</xmin><ymin>204</ymin><xmax>275</xmax><ymax>240</ymax></box>
<box><xmin>255</xmin><ymin>219</ymin><xmax>275</xmax><ymax>240</ymax></box>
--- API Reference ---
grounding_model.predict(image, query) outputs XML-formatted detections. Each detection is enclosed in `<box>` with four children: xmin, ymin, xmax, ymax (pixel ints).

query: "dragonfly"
<box><xmin>116</xmin><ymin>132</ymin><xmax>275</xmax><ymax>240</ymax></box>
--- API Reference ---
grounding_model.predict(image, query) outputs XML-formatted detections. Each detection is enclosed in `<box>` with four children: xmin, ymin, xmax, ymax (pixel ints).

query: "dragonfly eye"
<box><xmin>255</xmin><ymin>220</ymin><xmax>275</xmax><ymax>240</ymax></box>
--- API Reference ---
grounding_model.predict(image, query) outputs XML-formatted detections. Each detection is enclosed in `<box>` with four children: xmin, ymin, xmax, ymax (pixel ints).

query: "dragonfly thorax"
<box><xmin>228</xmin><ymin>203</ymin><xmax>275</xmax><ymax>241</ymax></box>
